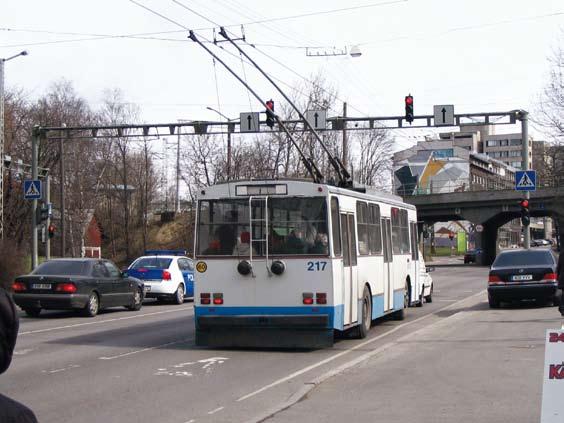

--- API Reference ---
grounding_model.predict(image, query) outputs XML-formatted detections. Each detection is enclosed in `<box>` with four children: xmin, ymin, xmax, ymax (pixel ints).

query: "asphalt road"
<box><xmin>0</xmin><ymin>264</ymin><xmax>531</xmax><ymax>423</ymax></box>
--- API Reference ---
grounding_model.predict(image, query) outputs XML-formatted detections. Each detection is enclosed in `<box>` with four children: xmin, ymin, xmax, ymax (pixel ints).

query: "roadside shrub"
<box><xmin>0</xmin><ymin>241</ymin><xmax>26</xmax><ymax>290</ymax></box>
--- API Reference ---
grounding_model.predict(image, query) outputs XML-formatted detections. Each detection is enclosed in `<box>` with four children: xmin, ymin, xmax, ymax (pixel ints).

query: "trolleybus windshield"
<box><xmin>197</xmin><ymin>197</ymin><xmax>328</xmax><ymax>256</ymax></box>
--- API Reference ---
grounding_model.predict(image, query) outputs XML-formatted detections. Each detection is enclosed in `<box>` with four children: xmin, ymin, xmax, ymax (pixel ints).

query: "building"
<box><xmin>393</xmin><ymin>138</ymin><xmax>516</xmax><ymax>196</ymax></box>
<box><xmin>482</xmin><ymin>133</ymin><xmax>532</xmax><ymax>170</ymax></box>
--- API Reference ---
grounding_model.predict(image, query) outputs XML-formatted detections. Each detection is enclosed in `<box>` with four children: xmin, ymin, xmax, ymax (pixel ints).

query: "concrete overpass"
<box><xmin>403</xmin><ymin>187</ymin><xmax>564</xmax><ymax>265</ymax></box>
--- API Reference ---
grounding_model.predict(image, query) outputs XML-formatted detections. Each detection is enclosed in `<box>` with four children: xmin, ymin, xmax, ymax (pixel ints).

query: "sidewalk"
<box><xmin>267</xmin><ymin>294</ymin><xmax>562</xmax><ymax>423</ymax></box>
<box><xmin>425</xmin><ymin>255</ymin><xmax>466</xmax><ymax>266</ymax></box>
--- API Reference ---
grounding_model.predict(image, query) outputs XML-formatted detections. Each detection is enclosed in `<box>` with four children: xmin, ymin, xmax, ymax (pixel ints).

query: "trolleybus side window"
<box><xmin>369</xmin><ymin>204</ymin><xmax>382</xmax><ymax>254</ymax></box>
<box><xmin>356</xmin><ymin>202</ymin><xmax>369</xmax><ymax>255</ymax></box>
<box><xmin>331</xmin><ymin>197</ymin><xmax>341</xmax><ymax>256</ymax></box>
<box><xmin>391</xmin><ymin>207</ymin><xmax>401</xmax><ymax>254</ymax></box>
<box><xmin>410</xmin><ymin>222</ymin><xmax>419</xmax><ymax>261</ymax></box>
<box><xmin>400</xmin><ymin>209</ymin><xmax>410</xmax><ymax>254</ymax></box>
<box><xmin>391</xmin><ymin>207</ymin><xmax>410</xmax><ymax>255</ymax></box>
<box><xmin>349</xmin><ymin>215</ymin><xmax>357</xmax><ymax>265</ymax></box>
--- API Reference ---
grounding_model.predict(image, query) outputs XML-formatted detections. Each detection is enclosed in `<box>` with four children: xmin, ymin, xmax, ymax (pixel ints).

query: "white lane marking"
<box><xmin>13</xmin><ymin>348</ymin><xmax>34</xmax><ymax>355</ymax></box>
<box><xmin>99</xmin><ymin>337</ymin><xmax>193</xmax><ymax>360</ymax></box>
<box><xmin>184</xmin><ymin>420</ymin><xmax>195</xmax><ymax>423</ymax></box>
<box><xmin>42</xmin><ymin>364</ymin><xmax>80</xmax><ymax>374</ymax></box>
<box><xmin>155</xmin><ymin>357</ymin><xmax>229</xmax><ymax>377</ymax></box>
<box><xmin>237</xmin><ymin>290</ymin><xmax>486</xmax><ymax>402</ymax></box>
<box><xmin>462</xmin><ymin>290</ymin><xmax>474</xmax><ymax>293</ymax></box>
<box><xmin>436</xmin><ymin>299</ymin><xmax>458</xmax><ymax>302</ymax></box>
<box><xmin>20</xmin><ymin>306</ymin><xmax>194</xmax><ymax>336</ymax></box>
<box><xmin>207</xmin><ymin>407</ymin><xmax>224</xmax><ymax>415</ymax></box>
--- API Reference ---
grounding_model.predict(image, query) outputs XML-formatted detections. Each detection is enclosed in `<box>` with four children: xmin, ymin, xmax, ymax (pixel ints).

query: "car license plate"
<box><xmin>512</xmin><ymin>275</ymin><xmax>533</xmax><ymax>281</ymax></box>
<box><xmin>32</xmin><ymin>283</ymin><xmax>51</xmax><ymax>289</ymax></box>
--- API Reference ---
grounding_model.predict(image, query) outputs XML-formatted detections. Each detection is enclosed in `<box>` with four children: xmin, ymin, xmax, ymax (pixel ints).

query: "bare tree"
<box><xmin>350</xmin><ymin>129</ymin><xmax>395</xmax><ymax>190</ymax></box>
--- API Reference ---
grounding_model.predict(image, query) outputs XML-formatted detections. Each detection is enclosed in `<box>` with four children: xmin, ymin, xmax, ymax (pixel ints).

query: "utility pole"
<box><xmin>60</xmin><ymin>131</ymin><xmax>66</xmax><ymax>257</ymax></box>
<box><xmin>176</xmin><ymin>129</ymin><xmax>181</xmax><ymax>213</ymax></box>
<box><xmin>520</xmin><ymin>110</ymin><xmax>530</xmax><ymax>249</ymax></box>
<box><xmin>31</xmin><ymin>126</ymin><xmax>40</xmax><ymax>269</ymax></box>
<box><xmin>0</xmin><ymin>50</ymin><xmax>28</xmax><ymax>239</ymax></box>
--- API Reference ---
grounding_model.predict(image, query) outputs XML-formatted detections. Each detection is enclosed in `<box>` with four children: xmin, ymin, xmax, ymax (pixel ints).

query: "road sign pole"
<box><xmin>31</xmin><ymin>126</ymin><xmax>39</xmax><ymax>270</ymax></box>
<box><xmin>45</xmin><ymin>175</ymin><xmax>50</xmax><ymax>260</ymax></box>
<box><xmin>521</xmin><ymin>111</ymin><xmax>530</xmax><ymax>249</ymax></box>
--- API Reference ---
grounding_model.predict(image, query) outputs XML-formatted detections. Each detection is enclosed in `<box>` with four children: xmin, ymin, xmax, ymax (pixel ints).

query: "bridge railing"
<box><xmin>396</xmin><ymin>174</ymin><xmax>564</xmax><ymax>196</ymax></box>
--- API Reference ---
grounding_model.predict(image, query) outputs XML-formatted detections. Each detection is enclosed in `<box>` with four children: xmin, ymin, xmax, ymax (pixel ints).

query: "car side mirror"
<box><xmin>426</xmin><ymin>266</ymin><xmax>435</xmax><ymax>272</ymax></box>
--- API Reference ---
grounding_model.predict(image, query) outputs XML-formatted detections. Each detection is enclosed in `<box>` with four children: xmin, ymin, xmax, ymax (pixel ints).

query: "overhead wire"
<box><xmin>213</xmin><ymin>0</ymin><xmax>383</xmax><ymax>117</ymax></box>
<box><xmin>206</xmin><ymin>0</ymin><xmax>370</xmax><ymax>117</ymax></box>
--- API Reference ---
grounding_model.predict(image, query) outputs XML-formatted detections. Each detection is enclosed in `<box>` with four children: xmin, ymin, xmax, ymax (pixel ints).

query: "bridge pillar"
<box><xmin>480</xmin><ymin>223</ymin><xmax>499</xmax><ymax>266</ymax></box>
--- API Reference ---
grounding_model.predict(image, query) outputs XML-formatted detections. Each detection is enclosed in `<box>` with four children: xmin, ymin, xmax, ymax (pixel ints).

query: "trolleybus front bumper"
<box><xmin>195</xmin><ymin>314</ymin><xmax>333</xmax><ymax>349</ymax></box>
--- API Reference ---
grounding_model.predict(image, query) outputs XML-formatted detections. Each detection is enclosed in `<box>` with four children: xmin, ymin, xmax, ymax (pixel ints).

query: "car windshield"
<box><xmin>493</xmin><ymin>250</ymin><xmax>554</xmax><ymax>267</ymax></box>
<box><xmin>130</xmin><ymin>257</ymin><xmax>172</xmax><ymax>269</ymax></box>
<box><xmin>32</xmin><ymin>260</ymin><xmax>90</xmax><ymax>276</ymax></box>
<box><xmin>197</xmin><ymin>197</ymin><xmax>328</xmax><ymax>256</ymax></box>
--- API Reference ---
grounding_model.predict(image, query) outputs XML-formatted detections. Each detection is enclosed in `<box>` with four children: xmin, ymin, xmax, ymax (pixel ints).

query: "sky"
<box><xmin>2</xmin><ymin>0</ymin><xmax>564</xmax><ymax>153</ymax></box>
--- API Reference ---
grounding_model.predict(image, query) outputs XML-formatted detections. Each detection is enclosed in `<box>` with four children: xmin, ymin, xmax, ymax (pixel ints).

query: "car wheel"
<box><xmin>425</xmin><ymin>284</ymin><xmax>433</xmax><ymax>303</ymax></box>
<box><xmin>488</xmin><ymin>293</ymin><xmax>500</xmax><ymax>309</ymax></box>
<box><xmin>173</xmin><ymin>284</ymin><xmax>184</xmax><ymax>305</ymax></box>
<box><xmin>126</xmin><ymin>288</ymin><xmax>143</xmax><ymax>311</ymax></box>
<box><xmin>552</xmin><ymin>289</ymin><xmax>562</xmax><ymax>307</ymax></box>
<box><xmin>83</xmin><ymin>292</ymin><xmax>100</xmax><ymax>317</ymax></box>
<box><xmin>416</xmin><ymin>287</ymin><xmax>424</xmax><ymax>307</ymax></box>
<box><xmin>24</xmin><ymin>307</ymin><xmax>41</xmax><ymax>318</ymax></box>
<box><xmin>392</xmin><ymin>281</ymin><xmax>409</xmax><ymax>321</ymax></box>
<box><xmin>351</xmin><ymin>286</ymin><xmax>372</xmax><ymax>339</ymax></box>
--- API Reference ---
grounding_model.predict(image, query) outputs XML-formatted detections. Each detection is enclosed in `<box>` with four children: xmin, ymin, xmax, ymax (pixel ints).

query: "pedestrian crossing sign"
<box><xmin>23</xmin><ymin>179</ymin><xmax>42</xmax><ymax>200</ymax></box>
<box><xmin>515</xmin><ymin>170</ymin><xmax>536</xmax><ymax>191</ymax></box>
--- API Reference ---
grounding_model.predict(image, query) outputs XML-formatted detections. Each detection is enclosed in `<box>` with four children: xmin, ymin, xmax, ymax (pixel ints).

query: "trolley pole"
<box><xmin>342</xmin><ymin>102</ymin><xmax>348</xmax><ymax>169</ymax></box>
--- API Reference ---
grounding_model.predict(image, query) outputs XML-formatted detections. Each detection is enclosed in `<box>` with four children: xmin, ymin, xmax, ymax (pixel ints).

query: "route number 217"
<box><xmin>307</xmin><ymin>261</ymin><xmax>327</xmax><ymax>271</ymax></box>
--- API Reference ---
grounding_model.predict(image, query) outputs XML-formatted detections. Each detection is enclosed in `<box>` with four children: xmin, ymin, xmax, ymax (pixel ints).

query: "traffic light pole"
<box><xmin>520</xmin><ymin>111</ymin><xmax>530</xmax><ymax>249</ymax></box>
<box><xmin>31</xmin><ymin>126</ymin><xmax>39</xmax><ymax>270</ymax></box>
<box><xmin>45</xmin><ymin>175</ymin><xmax>51</xmax><ymax>260</ymax></box>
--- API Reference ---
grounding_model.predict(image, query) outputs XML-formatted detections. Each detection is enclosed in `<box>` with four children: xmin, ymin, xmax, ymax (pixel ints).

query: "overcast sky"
<box><xmin>2</xmin><ymin>0</ymin><xmax>563</xmax><ymax>149</ymax></box>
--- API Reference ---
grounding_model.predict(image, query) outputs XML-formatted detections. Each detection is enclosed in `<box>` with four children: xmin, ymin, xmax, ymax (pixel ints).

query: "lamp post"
<box><xmin>206</xmin><ymin>106</ymin><xmax>235</xmax><ymax>181</ymax></box>
<box><xmin>0</xmin><ymin>50</ymin><xmax>28</xmax><ymax>239</ymax></box>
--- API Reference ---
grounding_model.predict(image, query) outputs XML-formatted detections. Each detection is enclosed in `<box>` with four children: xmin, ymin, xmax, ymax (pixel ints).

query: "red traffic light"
<box><xmin>520</xmin><ymin>199</ymin><xmax>529</xmax><ymax>208</ymax></box>
<box><xmin>405</xmin><ymin>95</ymin><xmax>413</xmax><ymax>105</ymax></box>
<box><xmin>266</xmin><ymin>100</ymin><xmax>274</xmax><ymax>111</ymax></box>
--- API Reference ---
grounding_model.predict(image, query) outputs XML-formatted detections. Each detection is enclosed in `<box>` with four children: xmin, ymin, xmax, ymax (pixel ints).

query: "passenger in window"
<box><xmin>309</xmin><ymin>233</ymin><xmax>329</xmax><ymax>254</ymax></box>
<box><xmin>216</xmin><ymin>212</ymin><xmax>238</xmax><ymax>254</ymax></box>
<box><xmin>285</xmin><ymin>229</ymin><xmax>307</xmax><ymax>254</ymax></box>
<box><xmin>233</xmin><ymin>231</ymin><xmax>257</xmax><ymax>256</ymax></box>
<box><xmin>203</xmin><ymin>239</ymin><xmax>221</xmax><ymax>255</ymax></box>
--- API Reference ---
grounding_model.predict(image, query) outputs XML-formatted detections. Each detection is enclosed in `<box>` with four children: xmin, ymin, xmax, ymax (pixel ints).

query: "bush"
<box><xmin>0</xmin><ymin>241</ymin><xmax>26</xmax><ymax>290</ymax></box>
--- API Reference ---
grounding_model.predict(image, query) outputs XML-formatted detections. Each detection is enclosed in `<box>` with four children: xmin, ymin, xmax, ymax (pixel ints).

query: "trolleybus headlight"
<box><xmin>237</xmin><ymin>260</ymin><xmax>252</xmax><ymax>276</ymax></box>
<box><xmin>271</xmin><ymin>260</ymin><xmax>285</xmax><ymax>275</ymax></box>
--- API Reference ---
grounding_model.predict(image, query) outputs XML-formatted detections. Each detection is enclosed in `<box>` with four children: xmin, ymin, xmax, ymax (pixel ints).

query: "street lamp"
<box><xmin>1</xmin><ymin>50</ymin><xmax>28</xmax><ymax>239</ymax></box>
<box><xmin>206</xmin><ymin>106</ymin><xmax>236</xmax><ymax>180</ymax></box>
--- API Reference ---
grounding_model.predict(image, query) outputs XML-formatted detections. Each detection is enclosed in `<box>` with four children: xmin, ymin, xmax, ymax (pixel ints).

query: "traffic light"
<box><xmin>48</xmin><ymin>224</ymin><xmax>56</xmax><ymax>239</ymax></box>
<box><xmin>405</xmin><ymin>94</ymin><xmax>414</xmax><ymax>124</ymax></box>
<box><xmin>520</xmin><ymin>199</ymin><xmax>530</xmax><ymax>226</ymax></box>
<box><xmin>265</xmin><ymin>99</ymin><xmax>275</xmax><ymax>128</ymax></box>
<box><xmin>36</xmin><ymin>202</ymin><xmax>49</xmax><ymax>224</ymax></box>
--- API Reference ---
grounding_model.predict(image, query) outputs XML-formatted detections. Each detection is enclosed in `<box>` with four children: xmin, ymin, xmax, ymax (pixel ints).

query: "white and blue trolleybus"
<box><xmin>194</xmin><ymin>179</ymin><xmax>421</xmax><ymax>348</ymax></box>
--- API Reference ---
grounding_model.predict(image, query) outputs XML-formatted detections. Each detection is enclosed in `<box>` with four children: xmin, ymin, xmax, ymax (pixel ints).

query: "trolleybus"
<box><xmin>194</xmin><ymin>179</ymin><xmax>421</xmax><ymax>348</ymax></box>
